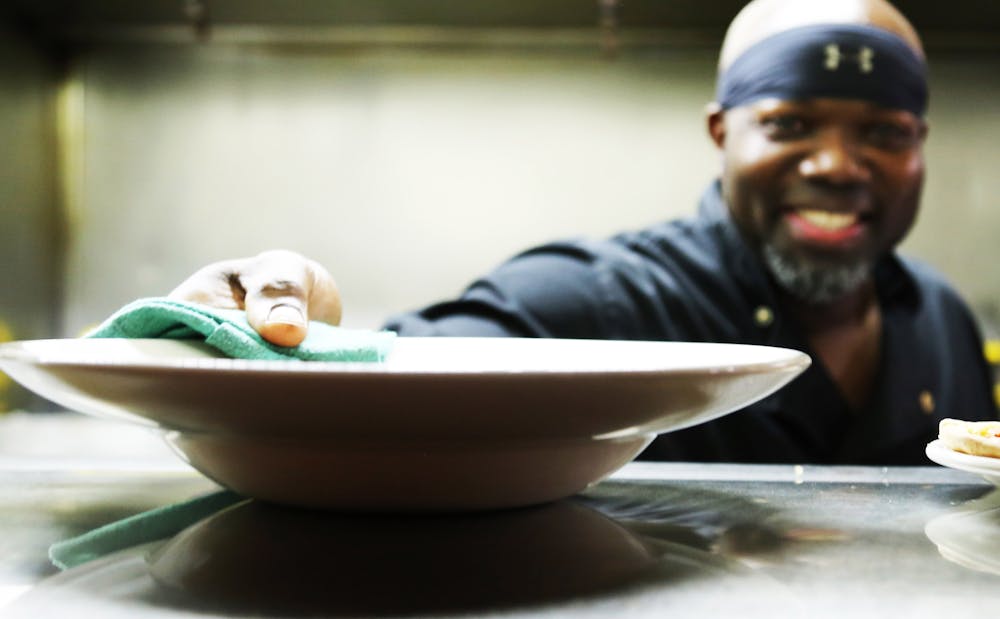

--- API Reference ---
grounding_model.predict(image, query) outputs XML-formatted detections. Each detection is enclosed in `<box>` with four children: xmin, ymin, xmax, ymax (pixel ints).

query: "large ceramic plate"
<box><xmin>925</xmin><ymin>439</ymin><xmax>1000</xmax><ymax>486</ymax></box>
<box><xmin>0</xmin><ymin>338</ymin><xmax>809</xmax><ymax>511</ymax></box>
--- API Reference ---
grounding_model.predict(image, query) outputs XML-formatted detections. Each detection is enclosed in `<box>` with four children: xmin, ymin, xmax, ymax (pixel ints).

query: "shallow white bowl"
<box><xmin>0</xmin><ymin>337</ymin><xmax>809</xmax><ymax>511</ymax></box>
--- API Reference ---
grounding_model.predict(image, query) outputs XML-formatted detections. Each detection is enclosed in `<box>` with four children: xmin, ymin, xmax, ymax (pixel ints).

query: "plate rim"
<box><xmin>925</xmin><ymin>439</ymin><xmax>1000</xmax><ymax>483</ymax></box>
<box><xmin>0</xmin><ymin>337</ymin><xmax>812</xmax><ymax>378</ymax></box>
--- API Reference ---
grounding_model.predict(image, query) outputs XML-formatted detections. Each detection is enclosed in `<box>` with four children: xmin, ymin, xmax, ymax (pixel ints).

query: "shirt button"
<box><xmin>754</xmin><ymin>306</ymin><xmax>774</xmax><ymax>327</ymax></box>
<box><xmin>919</xmin><ymin>390</ymin><xmax>935</xmax><ymax>415</ymax></box>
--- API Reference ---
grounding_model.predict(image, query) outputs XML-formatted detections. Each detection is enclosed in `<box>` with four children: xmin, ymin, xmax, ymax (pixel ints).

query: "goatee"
<box><xmin>762</xmin><ymin>244</ymin><xmax>872</xmax><ymax>305</ymax></box>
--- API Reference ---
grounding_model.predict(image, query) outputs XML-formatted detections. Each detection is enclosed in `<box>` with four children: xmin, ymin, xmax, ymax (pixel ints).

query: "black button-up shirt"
<box><xmin>386</xmin><ymin>182</ymin><xmax>997</xmax><ymax>464</ymax></box>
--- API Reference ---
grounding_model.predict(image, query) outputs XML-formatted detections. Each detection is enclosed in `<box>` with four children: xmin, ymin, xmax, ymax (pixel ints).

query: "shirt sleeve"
<box><xmin>382</xmin><ymin>240</ymin><xmax>639</xmax><ymax>339</ymax></box>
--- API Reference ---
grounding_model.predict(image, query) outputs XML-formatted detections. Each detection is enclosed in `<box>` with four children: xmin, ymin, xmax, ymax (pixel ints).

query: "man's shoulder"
<box><xmin>894</xmin><ymin>255</ymin><xmax>966</xmax><ymax>299</ymax></box>
<box><xmin>515</xmin><ymin>211</ymin><xmax>716</xmax><ymax>269</ymax></box>
<box><xmin>889</xmin><ymin>254</ymin><xmax>977</xmax><ymax>320</ymax></box>
<box><xmin>606</xmin><ymin>212</ymin><xmax>724</xmax><ymax>261</ymax></box>
<box><xmin>532</xmin><ymin>182</ymin><xmax>731</xmax><ymax>269</ymax></box>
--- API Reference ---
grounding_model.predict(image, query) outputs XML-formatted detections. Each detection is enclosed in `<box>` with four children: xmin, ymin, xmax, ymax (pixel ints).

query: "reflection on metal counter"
<box><xmin>4</xmin><ymin>412</ymin><xmax>1000</xmax><ymax>618</ymax></box>
<box><xmin>925</xmin><ymin>489</ymin><xmax>1000</xmax><ymax>575</ymax></box>
<box><xmin>8</xmin><ymin>486</ymin><xmax>797</xmax><ymax>618</ymax></box>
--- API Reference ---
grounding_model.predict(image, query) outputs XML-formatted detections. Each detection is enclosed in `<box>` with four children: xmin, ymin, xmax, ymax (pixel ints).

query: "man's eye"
<box><xmin>759</xmin><ymin>115</ymin><xmax>807</xmax><ymax>139</ymax></box>
<box><xmin>866</xmin><ymin>122</ymin><xmax>919</xmax><ymax>149</ymax></box>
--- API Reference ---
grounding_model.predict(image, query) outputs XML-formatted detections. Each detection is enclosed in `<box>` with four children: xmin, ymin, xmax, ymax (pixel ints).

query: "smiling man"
<box><xmin>706</xmin><ymin>0</ymin><xmax>932</xmax><ymax>418</ymax></box>
<box><xmin>170</xmin><ymin>0</ymin><xmax>997</xmax><ymax>464</ymax></box>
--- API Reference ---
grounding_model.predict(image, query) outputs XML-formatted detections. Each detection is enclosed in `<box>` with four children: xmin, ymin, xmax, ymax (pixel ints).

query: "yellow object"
<box><xmin>986</xmin><ymin>340</ymin><xmax>1000</xmax><ymax>365</ymax></box>
<box><xmin>918</xmin><ymin>390</ymin><xmax>935</xmax><ymax>415</ymax></box>
<box><xmin>753</xmin><ymin>305</ymin><xmax>774</xmax><ymax>327</ymax></box>
<box><xmin>0</xmin><ymin>320</ymin><xmax>12</xmax><ymax>412</ymax></box>
<box><xmin>985</xmin><ymin>340</ymin><xmax>1000</xmax><ymax>408</ymax></box>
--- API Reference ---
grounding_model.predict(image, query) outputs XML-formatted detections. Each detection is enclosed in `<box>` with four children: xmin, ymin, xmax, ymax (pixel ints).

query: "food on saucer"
<box><xmin>939</xmin><ymin>418</ymin><xmax>1000</xmax><ymax>459</ymax></box>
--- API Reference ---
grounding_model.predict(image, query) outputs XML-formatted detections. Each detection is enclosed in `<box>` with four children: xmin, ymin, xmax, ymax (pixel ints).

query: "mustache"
<box><xmin>782</xmin><ymin>182</ymin><xmax>873</xmax><ymax>212</ymax></box>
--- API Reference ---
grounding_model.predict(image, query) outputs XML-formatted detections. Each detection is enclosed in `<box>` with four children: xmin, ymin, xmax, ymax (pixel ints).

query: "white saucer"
<box><xmin>925</xmin><ymin>439</ymin><xmax>1000</xmax><ymax>486</ymax></box>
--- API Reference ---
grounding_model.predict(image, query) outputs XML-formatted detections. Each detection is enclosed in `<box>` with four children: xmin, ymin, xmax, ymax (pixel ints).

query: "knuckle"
<box><xmin>254</xmin><ymin>280</ymin><xmax>306</xmax><ymax>301</ymax></box>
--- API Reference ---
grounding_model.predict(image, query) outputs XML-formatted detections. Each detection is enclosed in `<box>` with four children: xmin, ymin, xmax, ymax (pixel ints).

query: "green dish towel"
<box><xmin>86</xmin><ymin>297</ymin><xmax>395</xmax><ymax>362</ymax></box>
<box><xmin>50</xmin><ymin>491</ymin><xmax>245</xmax><ymax>570</ymax></box>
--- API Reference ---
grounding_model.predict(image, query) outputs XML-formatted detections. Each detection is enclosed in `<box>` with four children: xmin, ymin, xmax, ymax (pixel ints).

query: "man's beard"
<box><xmin>762</xmin><ymin>244</ymin><xmax>872</xmax><ymax>305</ymax></box>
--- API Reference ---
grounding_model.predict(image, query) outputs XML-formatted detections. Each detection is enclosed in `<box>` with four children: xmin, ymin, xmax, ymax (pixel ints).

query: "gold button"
<box><xmin>919</xmin><ymin>390</ymin><xmax>935</xmax><ymax>415</ymax></box>
<box><xmin>754</xmin><ymin>306</ymin><xmax>774</xmax><ymax>327</ymax></box>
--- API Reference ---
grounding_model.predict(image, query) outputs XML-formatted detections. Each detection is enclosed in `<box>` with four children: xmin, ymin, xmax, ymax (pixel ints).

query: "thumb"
<box><xmin>241</xmin><ymin>251</ymin><xmax>339</xmax><ymax>348</ymax></box>
<box><xmin>249</xmin><ymin>300</ymin><xmax>309</xmax><ymax>348</ymax></box>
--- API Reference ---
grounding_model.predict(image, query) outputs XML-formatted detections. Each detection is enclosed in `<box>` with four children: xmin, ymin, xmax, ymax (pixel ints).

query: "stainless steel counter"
<box><xmin>1</xmin><ymin>412</ymin><xmax>999</xmax><ymax>618</ymax></box>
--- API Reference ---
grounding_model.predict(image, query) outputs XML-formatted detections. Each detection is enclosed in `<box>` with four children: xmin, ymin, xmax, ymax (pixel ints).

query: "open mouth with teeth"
<box><xmin>784</xmin><ymin>208</ymin><xmax>867</xmax><ymax>246</ymax></box>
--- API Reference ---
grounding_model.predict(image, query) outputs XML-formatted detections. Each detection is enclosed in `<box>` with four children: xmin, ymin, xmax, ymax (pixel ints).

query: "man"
<box><xmin>170</xmin><ymin>0</ymin><xmax>997</xmax><ymax>464</ymax></box>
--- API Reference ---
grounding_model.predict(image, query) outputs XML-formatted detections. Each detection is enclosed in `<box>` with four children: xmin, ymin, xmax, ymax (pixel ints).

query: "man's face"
<box><xmin>716</xmin><ymin>98</ymin><xmax>927</xmax><ymax>302</ymax></box>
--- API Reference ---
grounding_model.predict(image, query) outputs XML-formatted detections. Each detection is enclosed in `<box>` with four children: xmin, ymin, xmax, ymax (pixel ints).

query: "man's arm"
<box><xmin>167</xmin><ymin>240</ymin><xmax>644</xmax><ymax>343</ymax></box>
<box><xmin>384</xmin><ymin>241</ymin><xmax>628</xmax><ymax>338</ymax></box>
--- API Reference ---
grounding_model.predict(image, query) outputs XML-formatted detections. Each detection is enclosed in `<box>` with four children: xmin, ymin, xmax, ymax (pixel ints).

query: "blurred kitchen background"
<box><xmin>1</xmin><ymin>0</ymin><xmax>999</xmax><ymax>411</ymax></box>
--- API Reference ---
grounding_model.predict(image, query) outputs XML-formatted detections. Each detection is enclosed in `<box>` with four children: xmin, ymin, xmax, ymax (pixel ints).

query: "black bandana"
<box><xmin>717</xmin><ymin>24</ymin><xmax>928</xmax><ymax>116</ymax></box>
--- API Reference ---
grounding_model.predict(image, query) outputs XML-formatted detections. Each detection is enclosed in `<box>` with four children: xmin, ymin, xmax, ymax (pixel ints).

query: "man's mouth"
<box><xmin>785</xmin><ymin>209</ymin><xmax>866</xmax><ymax>245</ymax></box>
<box><xmin>797</xmin><ymin>209</ymin><xmax>857</xmax><ymax>230</ymax></box>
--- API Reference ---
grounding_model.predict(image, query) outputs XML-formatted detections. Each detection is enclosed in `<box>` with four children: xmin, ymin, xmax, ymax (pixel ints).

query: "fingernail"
<box><xmin>266</xmin><ymin>305</ymin><xmax>305</xmax><ymax>326</ymax></box>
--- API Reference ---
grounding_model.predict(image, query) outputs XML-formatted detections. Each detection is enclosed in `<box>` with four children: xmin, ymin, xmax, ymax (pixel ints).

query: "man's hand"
<box><xmin>169</xmin><ymin>250</ymin><xmax>342</xmax><ymax>347</ymax></box>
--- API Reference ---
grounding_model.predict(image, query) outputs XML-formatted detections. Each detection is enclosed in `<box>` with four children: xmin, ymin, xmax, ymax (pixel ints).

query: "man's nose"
<box><xmin>798</xmin><ymin>129</ymin><xmax>871</xmax><ymax>185</ymax></box>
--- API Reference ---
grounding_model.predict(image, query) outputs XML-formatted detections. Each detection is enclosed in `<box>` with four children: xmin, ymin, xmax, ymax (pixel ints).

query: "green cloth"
<box><xmin>86</xmin><ymin>297</ymin><xmax>395</xmax><ymax>362</ymax></box>
<box><xmin>50</xmin><ymin>491</ymin><xmax>246</xmax><ymax>570</ymax></box>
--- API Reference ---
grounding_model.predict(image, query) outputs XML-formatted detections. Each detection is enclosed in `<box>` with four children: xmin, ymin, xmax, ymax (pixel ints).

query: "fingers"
<box><xmin>170</xmin><ymin>250</ymin><xmax>342</xmax><ymax>348</ymax></box>
<box><xmin>241</xmin><ymin>251</ymin><xmax>342</xmax><ymax>348</ymax></box>
<box><xmin>169</xmin><ymin>258</ymin><xmax>252</xmax><ymax>309</ymax></box>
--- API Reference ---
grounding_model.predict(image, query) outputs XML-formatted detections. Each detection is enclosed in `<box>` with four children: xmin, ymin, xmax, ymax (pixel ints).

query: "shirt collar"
<box><xmin>696</xmin><ymin>180</ymin><xmax>775</xmax><ymax>300</ymax></box>
<box><xmin>873</xmin><ymin>253</ymin><xmax>920</xmax><ymax>309</ymax></box>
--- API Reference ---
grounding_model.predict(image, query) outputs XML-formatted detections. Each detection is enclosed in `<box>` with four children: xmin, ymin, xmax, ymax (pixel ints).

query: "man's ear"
<box><xmin>706</xmin><ymin>102</ymin><xmax>726</xmax><ymax>148</ymax></box>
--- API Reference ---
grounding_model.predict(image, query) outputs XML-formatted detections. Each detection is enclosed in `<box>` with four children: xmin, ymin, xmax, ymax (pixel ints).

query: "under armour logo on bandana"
<box><xmin>716</xmin><ymin>24</ymin><xmax>928</xmax><ymax>116</ymax></box>
<box><xmin>824</xmin><ymin>43</ymin><xmax>875</xmax><ymax>73</ymax></box>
